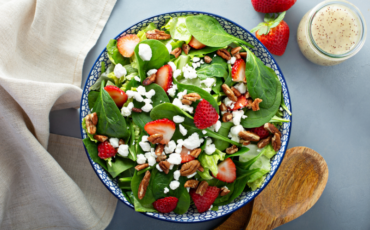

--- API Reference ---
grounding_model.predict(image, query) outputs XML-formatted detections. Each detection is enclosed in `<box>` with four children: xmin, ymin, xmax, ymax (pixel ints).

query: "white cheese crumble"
<box><xmin>167</xmin><ymin>153</ymin><xmax>182</xmax><ymax>165</ymax></box>
<box><xmin>109</xmin><ymin>138</ymin><xmax>119</xmax><ymax>148</ymax></box>
<box><xmin>173</xmin><ymin>170</ymin><xmax>181</xmax><ymax>180</ymax></box>
<box><xmin>170</xmin><ymin>180</ymin><xmax>180</xmax><ymax>190</ymax></box>
<box><xmin>228</xmin><ymin>125</ymin><xmax>244</xmax><ymax>142</ymax></box>
<box><xmin>203</xmin><ymin>88</ymin><xmax>212</xmax><ymax>93</ymax></box>
<box><xmin>117</xmin><ymin>144</ymin><xmax>129</xmax><ymax>157</ymax></box>
<box><xmin>234</xmin><ymin>83</ymin><xmax>247</xmax><ymax>94</ymax></box>
<box><xmin>156</xmin><ymin>164</ymin><xmax>163</xmax><ymax>172</ymax></box>
<box><xmin>175</xmin><ymin>139</ymin><xmax>184</xmax><ymax>154</ymax></box>
<box><xmin>204</xmin><ymin>138</ymin><xmax>216</xmax><ymax>155</ymax></box>
<box><xmin>168</xmin><ymin>61</ymin><xmax>176</xmax><ymax>72</ymax></box>
<box><xmin>179</xmin><ymin>124</ymin><xmax>188</xmax><ymax>136</ymax></box>
<box><xmin>147</xmin><ymin>155</ymin><xmax>156</xmax><ymax>166</ymax></box>
<box><xmin>126</xmin><ymin>90</ymin><xmax>144</xmax><ymax>102</ymax></box>
<box><xmin>192</xmin><ymin>57</ymin><xmax>200</xmax><ymax>62</ymax></box>
<box><xmin>202</xmin><ymin>130</ymin><xmax>207</xmax><ymax>135</ymax></box>
<box><xmin>212</xmin><ymin>120</ymin><xmax>222</xmax><ymax>132</ymax></box>
<box><xmin>137</xmin><ymin>86</ymin><xmax>146</xmax><ymax>95</ymax></box>
<box><xmin>183</xmin><ymin>133</ymin><xmax>202</xmax><ymax>150</ymax></box>
<box><xmin>136</xmin><ymin>154</ymin><xmax>146</xmax><ymax>164</ymax></box>
<box><xmin>147</xmin><ymin>69</ymin><xmax>157</xmax><ymax>76</ymax></box>
<box><xmin>167</xmin><ymin>84</ymin><xmax>178</xmax><ymax>97</ymax></box>
<box><xmin>164</xmin><ymin>187</ymin><xmax>170</xmax><ymax>194</ymax></box>
<box><xmin>173</xmin><ymin>115</ymin><xmax>185</xmax><ymax>123</ymax></box>
<box><xmin>173</xmin><ymin>69</ymin><xmax>182</xmax><ymax>79</ymax></box>
<box><xmin>164</xmin><ymin>140</ymin><xmax>176</xmax><ymax>154</ymax></box>
<box><xmin>113</xmin><ymin>63</ymin><xmax>127</xmax><ymax>78</ymax></box>
<box><xmin>134</xmin><ymin>76</ymin><xmax>141</xmax><ymax>82</ymax></box>
<box><xmin>139</xmin><ymin>142</ymin><xmax>151</xmax><ymax>152</ymax></box>
<box><xmin>141</xmin><ymin>103</ymin><xmax>153</xmax><ymax>113</ymax></box>
<box><xmin>187</xmin><ymin>172</ymin><xmax>197</xmax><ymax>178</ymax></box>
<box><xmin>121</xmin><ymin>102</ymin><xmax>134</xmax><ymax>117</ymax></box>
<box><xmin>172</xmin><ymin>98</ymin><xmax>194</xmax><ymax>114</ymax></box>
<box><xmin>138</xmin><ymin>44</ymin><xmax>152</xmax><ymax>61</ymax></box>
<box><xmin>145</xmin><ymin>89</ymin><xmax>156</xmax><ymax>99</ymax></box>
<box><xmin>182</xmin><ymin>64</ymin><xmax>197</xmax><ymax>79</ymax></box>
<box><xmin>200</xmin><ymin>78</ymin><xmax>216</xmax><ymax>88</ymax></box>
<box><xmin>232</xmin><ymin>110</ymin><xmax>245</xmax><ymax>126</ymax></box>
<box><xmin>141</xmin><ymin>135</ymin><xmax>149</xmax><ymax>142</ymax></box>
<box><xmin>166</xmin><ymin>43</ymin><xmax>172</xmax><ymax>53</ymax></box>
<box><xmin>227</xmin><ymin>56</ymin><xmax>236</xmax><ymax>65</ymax></box>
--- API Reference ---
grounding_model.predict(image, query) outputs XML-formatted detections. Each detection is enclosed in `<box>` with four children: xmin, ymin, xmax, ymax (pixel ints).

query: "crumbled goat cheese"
<box><xmin>177</xmin><ymin>90</ymin><xmax>187</xmax><ymax>99</ymax></box>
<box><xmin>170</xmin><ymin>180</ymin><xmax>180</xmax><ymax>190</ymax></box>
<box><xmin>224</xmin><ymin>97</ymin><xmax>235</xmax><ymax>109</ymax></box>
<box><xmin>168</xmin><ymin>61</ymin><xmax>176</xmax><ymax>72</ymax></box>
<box><xmin>183</xmin><ymin>133</ymin><xmax>202</xmax><ymax>150</ymax></box>
<box><xmin>212</xmin><ymin>120</ymin><xmax>221</xmax><ymax>132</ymax></box>
<box><xmin>202</xmin><ymin>130</ymin><xmax>207</xmax><ymax>135</ymax></box>
<box><xmin>141</xmin><ymin>135</ymin><xmax>149</xmax><ymax>142</ymax></box>
<box><xmin>232</xmin><ymin>110</ymin><xmax>245</xmax><ymax>126</ymax></box>
<box><xmin>192</xmin><ymin>57</ymin><xmax>200</xmax><ymax>62</ymax></box>
<box><xmin>139</xmin><ymin>142</ymin><xmax>151</xmax><ymax>152</ymax></box>
<box><xmin>227</xmin><ymin>56</ymin><xmax>236</xmax><ymax>65</ymax></box>
<box><xmin>200</xmin><ymin>59</ymin><xmax>204</xmax><ymax>64</ymax></box>
<box><xmin>117</xmin><ymin>144</ymin><xmax>129</xmax><ymax>157</ymax></box>
<box><xmin>121</xmin><ymin>102</ymin><xmax>134</xmax><ymax>117</ymax></box>
<box><xmin>169</xmin><ymin>164</ymin><xmax>174</xmax><ymax>170</ymax></box>
<box><xmin>167</xmin><ymin>153</ymin><xmax>182</xmax><ymax>165</ymax></box>
<box><xmin>156</xmin><ymin>164</ymin><xmax>163</xmax><ymax>172</ymax></box>
<box><xmin>172</xmin><ymin>98</ymin><xmax>194</xmax><ymax>114</ymax></box>
<box><xmin>141</xmin><ymin>103</ymin><xmax>153</xmax><ymax>112</ymax></box>
<box><xmin>179</xmin><ymin>124</ymin><xmax>187</xmax><ymax>136</ymax></box>
<box><xmin>109</xmin><ymin>138</ymin><xmax>119</xmax><ymax>148</ymax></box>
<box><xmin>167</xmin><ymin>84</ymin><xmax>178</xmax><ymax>97</ymax></box>
<box><xmin>234</xmin><ymin>83</ymin><xmax>247</xmax><ymax>94</ymax></box>
<box><xmin>134</xmin><ymin>76</ymin><xmax>141</xmax><ymax>82</ymax></box>
<box><xmin>173</xmin><ymin>69</ymin><xmax>182</xmax><ymax>79</ymax></box>
<box><xmin>137</xmin><ymin>86</ymin><xmax>146</xmax><ymax>95</ymax></box>
<box><xmin>203</xmin><ymin>88</ymin><xmax>212</xmax><ymax>93</ymax></box>
<box><xmin>136</xmin><ymin>154</ymin><xmax>146</xmax><ymax>164</ymax></box>
<box><xmin>139</xmin><ymin>44</ymin><xmax>152</xmax><ymax>61</ymax></box>
<box><xmin>145</xmin><ymin>89</ymin><xmax>156</xmax><ymax>99</ymax></box>
<box><xmin>175</xmin><ymin>139</ymin><xmax>184</xmax><ymax>154</ymax></box>
<box><xmin>192</xmin><ymin>62</ymin><xmax>201</xmax><ymax>69</ymax></box>
<box><xmin>113</xmin><ymin>63</ymin><xmax>127</xmax><ymax>78</ymax></box>
<box><xmin>173</xmin><ymin>170</ymin><xmax>181</xmax><ymax>180</ymax></box>
<box><xmin>143</xmin><ymin>98</ymin><xmax>152</xmax><ymax>104</ymax></box>
<box><xmin>182</xmin><ymin>64</ymin><xmax>197</xmax><ymax>79</ymax></box>
<box><xmin>126</xmin><ymin>90</ymin><xmax>144</xmax><ymax>102</ymax></box>
<box><xmin>187</xmin><ymin>172</ymin><xmax>197</xmax><ymax>178</ymax></box>
<box><xmin>166</xmin><ymin>43</ymin><xmax>172</xmax><ymax>53</ymax></box>
<box><xmin>147</xmin><ymin>69</ymin><xmax>157</xmax><ymax>76</ymax></box>
<box><xmin>173</xmin><ymin>115</ymin><xmax>185</xmax><ymax>123</ymax></box>
<box><xmin>200</xmin><ymin>78</ymin><xmax>216</xmax><ymax>88</ymax></box>
<box><xmin>164</xmin><ymin>140</ymin><xmax>176</xmax><ymax>154</ymax></box>
<box><xmin>147</xmin><ymin>155</ymin><xmax>156</xmax><ymax>166</ymax></box>
<box><xmin>228</xmin><ymin>125</ymin><xmax>244</xmax><ymax>142</ymax></box>
<box><xmin>204</xmin><ymin>138</ymin><xmax>216</xmax><ymax>155</ymax></box>
<box><xmin>164</xmin><ymin>187</ymin><xmax>169</xmax><ymax>194</ymax></box>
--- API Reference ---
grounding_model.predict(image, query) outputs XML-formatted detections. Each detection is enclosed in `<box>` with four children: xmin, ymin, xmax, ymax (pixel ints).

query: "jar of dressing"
<box><xmin>297</xmin><ymin>0</ymin><xmax>366</xmax><ymax>66</ymax></box>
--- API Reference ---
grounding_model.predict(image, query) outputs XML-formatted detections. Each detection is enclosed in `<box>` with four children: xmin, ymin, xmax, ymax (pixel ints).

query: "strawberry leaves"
<box><xmin>251</xmin><ymin>11</ymin><xmax>286</xmax><ymax>36</ymax></box>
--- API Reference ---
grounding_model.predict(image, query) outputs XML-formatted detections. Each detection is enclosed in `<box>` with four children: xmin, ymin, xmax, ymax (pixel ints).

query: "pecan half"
<box><xmin>272</xmin><ymin>133</ymin><xmax>282</xmax><ymax>152</ymax></box>
<box><xmin>220</xmin><ymin>187</ymin><xmax>231</xmax><ymax>196</ymax></box>
<box><xmin>156</xmin><ymin>154</ymin><xmax>167</xmax><ymax>162</ymax></box>
<box><xmin>183</xmin><ymin>93</ymin><xmax>201</xmax><ymax>102</ymax></box>
<box><xmin>239</xmin><ymin>52</ymin><xmax>247</xmax><ymax>59</ymax></box>
<box><xmin>135</xmin><ymin>163</ymin><xmax>149</xmax><ymax>171</ymax></box>
<box><xmin>171</xmin><ymin>47</ymin><xmax>181</xmax><ymax>58</ymax></box>
<box><xmin>231</xmin><ymin>47</ymin><xmax>242</xmax><ymax>56</ymax></box>
<box><xmin>85</xmin><ymin>113</ymin><xmax>98</xmax><ymax>134</ymax></box>
<box><xmin>159</xmin><ymin>161</ymin><xmax>171</xmax><ymax>174</ymax></box>
<box><xmin>93</xmin><ymin>135</ymin><xmax>108</xmax><ymax>142</ymax></box>
<box><xmin>222</xmin><ymin>112</ymin><xmax>233</xmax><ymax>122</ymax></box>
<box><xmin>148</xmin><ymin>134</ymin><xmax>163</xmax><ymax>144</ymax></box>
<box><xmin>181</xmin><ymin>99</ymin><xmax>192</xmax><ymax>105</ymax></box>
<box><xmin>264</xmin><ymin>123</ymin><xmax>281</xmax><ymax>136</ymax></box>
<box><xmin>219</xmin><ymin>102</ymin><xmax>227</xmax><ymax>111</ymax></box>
<box><xmin>217</xmin><ymin>49</ymin><xmax>231</xmax><ymax>61</ymax></box>
<box><xmin>119</xmin><ymin>139</ymin><xmax>125</xmax><ymax>145</ymax></box>
<box><xmin>184</xmin><ymin>180</ymin><xmax>199</xmax><ymax>189</ymax></box>
<box><xmin>222</xmin><ymin>84</ymin><xmax>237</xmax><ymax>102</ymax></box>
<box><xmin>204</xmin><ymin>56</ymin><xmax>212</xmax><ymax>63</ymax></box>
<box><xmin>239</xmin><ymin>131</ymin><xmax>260</xmax><ymax>142</ymax></box>
<box><xmin>143</xmin><ymin>73</ymin><xmax>156</xmax><ymax>86</ymax></box>
<box><xmin>190</xmin><ymin>148</ymin><xmax>201</xmax><ymax>158</ymax></box>
<box><xmin>180</xmin><ymin>160</ymin><xmax>200</xmax><ymax>176</ymax></box>
<box><xmin>251</xmin><ymin>98</ymin><xmax>263</xmax><ymax>111</ymax></box>
<box><xmin>132</xmin><ymin>107</ymin><xmax>142</xmax><ymax>113</ymax></box>
<box><xmin>257</xmin><ymin>136</ymin><xmax>272</xmax><ymax>149</ymax></box>
<box><xmin>138</xmin><ymin>171</ymin><xmax>151</xmax><ymax>200</ymax></box>
<box><xmin>155</xmin><ymin>144</ymin><xmax>164</xmax><ymax>156</ymax></box>
<box><xmin>235</xmin><ymin>53</ymin><xmax>241</xmax><ymax>59</ymax></box>
<box><xmin>245</xmin><ymin>92</ymin><xmax>250</xmax><ymax>99</ymax></box>
<box><xmin>182</xmin><ymin>43</ymin><xmax>191</xmax><ymax>55</ymax></box>
<box><xmin>226</xmin><ymin>145</ymin><xmax>238</xmax><ymax>154</ymax></box>
<box><xmin>240</xmin><ymin>140</ymin><xmax>251</xmax><ymax>146</ymax></box>
<box><xmin>197</xmin><ymin>165</ymin><xmax>204</xmax><ymax>172</ymax></box>
<box><xmin>146</xmin><ymin>29</ymin><xmax>171</xmax><ymax>40</ymax></box>
<box><xmin>231</xmin><ymin>87</ymin><xmax>241</xmax><ymax>97</ymax></box>
<box><xmin>195</xmin><ymin>181</ymin><xmax>208</xmax><ymax>196</ymax></box>
<box><xmin>245</xmin><ymin>98</ymin><xmax>253</xmax><ymax>109</ymax></box>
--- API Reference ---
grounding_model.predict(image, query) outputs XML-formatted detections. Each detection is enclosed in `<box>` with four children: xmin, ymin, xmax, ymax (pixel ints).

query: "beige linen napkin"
<box><xmin>0</xmin><ymin>0</ymin><xmax>118</xmax><ymax>229</ymax></box>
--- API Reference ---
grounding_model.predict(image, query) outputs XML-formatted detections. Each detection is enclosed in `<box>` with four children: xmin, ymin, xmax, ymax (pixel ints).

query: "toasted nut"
<box><xmin>220</xmin><ymin>187</ymin><xmax>231</xmax><ymax>196</ymax></box>
<box><xmin>143</xmin><ymin>73</ymin><xmax>156</xmax><ymax>86</ymax></box>
<box><xmin>181</xmin><ymin>98</ymin><xmax>192</xmax><ymax>105</ymax></box>
<box><xmin>251</xmin><ymin>98</ymin><xmax>263</xmax><ymax>111</ymax></box>
<box><xmin>156</xmin><ymin>154</ymin><xmax>167</xmax><ymax>162</ymax></box>
<box><xmin>184</xmin><ymin>180</ymin><xmax>199</xmax><ymax>189</ymax></box>
<box><xmin>231</xmin><ymin>47</ymin><xmax>242</xmax><ymax>56</ymax></box>
<box><xmin>190</xmin><ymin>148</ymin><xmax>201</xmax><ymax>158</ymax></box>
<box><xmin>138</xmin><ymin>171</ymin><xmax>151</xmax><ymax>200</ymax></box>
<box><xmin>171</xmin><ymin>47</ymin><xmax>182</xmax><ymax>58</ymax></box>
<box><xmin>245</xmin><ymin>98</ymin><xmax>253</xmax><ymax>109</ymax></box>
<box><xmin>119</xmin><ymin>139</ymin><xmax>125</xmax><ymax>145</ymax></box>
<box><xmin>226</xmin><ymin>145</ymin><xmax>238</xmax><ymax>154</ymax></box>
<box><xmin>146</xmin><ymin>29</ymin><xmax>171</xmax><ymax>40</ymax></box>
<box><xmin>195</xmin><ymin>181</ymin><xmax>208</xmax><ymax>196</ymax></box>
<box><xmin>231</xmin><ymin>87</ymin><xmax>241</xmax><ymax>97</ymax></box>
<box><xmin>148</xmin><ymin>134</ymin><xmax>163</xmax><ymax>144</ymax></box>
<box><xmin>182</xmin><ymin>43</ymin><xmax>191</xmax><ymax>55</ymax></box>
<box><xmin>204</xmin><ymin>55</ymin><xmax>212</xmax><ymax>63</ymax></box>
<box><xmin>240</xmin><ymin>140</ymin><xmax>251</xmax><ymax>146</ymax></box>
<box><xmin>222</xmin><ymin>112</ymin><xmax>233</xmax><ymax>122</ymax></box>
<box><xmin>272</xmin><ymin>133</ymin><xmax>282</xmax><ymax>152</ymax></box>
<box><xmin>220</xmin><ymin>102</ymin><xmax>227</xmax><ymax>111</ymax></box>
<box><xmin>245</xmin><ymin>92</ymin><xmax>250</xmax><ymax>99</ymax></box>
<box><xmin>197</xmin><ymin>165</ymin><xmax>204</xmax><ymax>172</ymax></box>
<box><xmin>93</xmin><ymin>135</ymin><xmax>108</xmax><ymax>142</ymax></box>
<box><xmin>183</xmin><ymin>93</ymin><xmax>201</xmax><ymax>102</ymax></box>
<box><xmin>239</xmin><ymin>52</ymin><xmax>247</xmax><ymax>59</ymax></box>
<box><xmin>264</xmin><ymin>123</ymin><xmax>281</xmax><ymax>135</ymax></box>
<box><xmin>135</xmin><ymin>163</ymin><xmax>149</xmax><ymax>171</ymax></box>
<box><xmin>85</xmin><ymin>113</ymin><xmax>98</xmax><ymax>134</ymax></box>
<box><xmin>180</xmin><ymin>160</ymin><xmax>200</xmax><ymax>176</ymax></box>
<box><xmin>217</xmin><ymin>49</ymin><xmax>231</xmax><ymax>60</ymax></box>
<box><xmin>239</xmin><ymin>131</ymin><xmax>260</xmax><ymax>142</ymax></box>
<box><xmin>222</xmin><ymin>84</ymin><xmax>237</xmax><ymax>102</ymax></box>
<box><xmin>155</xmin><ymin>144</ymin><xmax>165</xmax><ymax>156</ymax></box>
<box><xmin>257</xmin><ymin>136</ymin><xmax>272</xmax><ymax>149</ymax></box>
<box><xmin>159</xmin><ymin>161</ymin><xmax>171</xmax><ymax>174</ymax></box>
<box><xmin>235</xmin><ymin>53</ymin><xmax>241</xmax><ymax>59</ymax></box>
<box><xmin>132</xmin><ymin>107</ymin><xmax>142</xmax><ymax>113</ymax></box>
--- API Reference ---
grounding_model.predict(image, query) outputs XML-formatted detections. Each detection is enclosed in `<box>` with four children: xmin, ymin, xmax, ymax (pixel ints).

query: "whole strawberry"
<box><xmin>250</xmin><ymin>125</ymin><xmax>270</xmax><ymax>139</ymax></box>
<box><xmin>251</xmin><ymin>12</ymin><xmax>290</xmax><ymax>56</ymax></box>
<box><xmin>251</xmin><ymin>0</ymin><xmax>297</xmax><ymax>13</ymax></box>
<box><xmin>153</xmin><ymin>197</ymin><xmax>179</xmax><ymax>213</ymax></box>
<box><xmin>194</xmin><ymin>99</ymin><xmax>218</xmax><ymax>129</ymax></box>
<box><xmin>98</xmin><ymin>141</ymin><xmax>117</xmax><ymax>160</ymax></box>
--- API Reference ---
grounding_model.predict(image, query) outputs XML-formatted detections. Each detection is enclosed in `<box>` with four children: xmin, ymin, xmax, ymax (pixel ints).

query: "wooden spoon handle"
<box><xmin>245</xmin><ymin>194</ymin><xmax>276</xmax><ymax>230</ymax></box>
<box><xmin>215</xmin><ymin>201</ymin><xmax>254</xmax><ymax>230</ymax></box>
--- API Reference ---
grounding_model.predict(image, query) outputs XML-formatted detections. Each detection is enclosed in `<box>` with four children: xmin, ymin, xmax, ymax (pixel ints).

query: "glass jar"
<box><xmin>297</xmin><ymin>0</ymin><xmax>367</xmax><ymax>66</ymax></box>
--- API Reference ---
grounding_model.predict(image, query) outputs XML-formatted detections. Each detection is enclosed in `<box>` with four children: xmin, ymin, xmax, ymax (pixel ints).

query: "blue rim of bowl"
<box><xmin>80</xmin><ymin>10</ymin><xmax>292</xmax><ymax>223</ymax></box>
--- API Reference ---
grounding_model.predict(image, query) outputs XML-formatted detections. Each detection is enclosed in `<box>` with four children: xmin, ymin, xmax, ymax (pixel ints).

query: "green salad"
<box><xmin>82</xmin><ymin>14</ymin><xmax>291</xmax><ymax>214</ymax></box>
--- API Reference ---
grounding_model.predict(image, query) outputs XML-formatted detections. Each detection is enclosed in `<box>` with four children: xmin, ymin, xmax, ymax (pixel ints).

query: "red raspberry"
<box><xmin>250</xmin><ymin>126</ymin><xmax>270</xmax><ymax>139</ymax></box>
<box><xmin>194</xmin><ymin>99</ymin><xmax>218</xmax><ymax>129</ymax></box>
<box><xmin>152</xmin><ymin>197</ymin><xmax>179</xmax><ymax>213</ymax></box>
<box><xmin>97</xmin><ymin>141</ymin><xmax>117</xmax><ymax>159</ymax></box>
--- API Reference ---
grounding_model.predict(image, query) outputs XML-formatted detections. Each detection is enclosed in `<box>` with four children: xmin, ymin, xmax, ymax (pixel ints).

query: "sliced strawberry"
<box><xmin>214</xmin><ymin>158</ymin><xmax>236</xmax><ymax>183</ymax></box>
<box><xmin>194</xmin><ymin>99</ymin><xmax>218</xmax><ymax>129</ymax></box>
<box><xmin>250</xmin><ymin>126</ymin><xmax>270</xmax><ymax>139</ymax></box>
<box><xmin>104</xmin><ymin>85</ymin><xmax>128</xmax><ymax>108</ymax></box>
<box><xmin>117</xmin><ymin>34</ymin><xmax>140</xmax><ymax>58</ymax></box>
<box><xmin>231</xmin><ymin>59</ymin><xmax>246</xmax><ymax>82</ymax></box>
<box><xmin>190</xmin><ymin>186</ymin><xmax>220</xmax><ymax>213</ymax></box>
<box><xmin>144</xmin><ymin>118</ymin><xmax>176</xmax><ymax>145</ymax></box>
<box><xmin>97</xmin><ymin>141</ymin><xmax>117</xmax><ymax>159</ymax></box>
<box><xmin>231</xmin><ymin>95</ymin><xmax>248</xmax><ymax>111</ymax></box>
<box><xmin>188</xmin><ymin>36</ymin><xmax>206</xmax><ymax>49</ymax></box>
<box><xmin>156</xmin><ymin>64</ymin><xmax>173</xmax><ymax>92</ymax></box>
<box><xmin>153</xmin><ymin>197</ymin><xmax>178</xmax><ymax>213</ymax></box>
<box><xmin>180</xmin><ymin>146</ymin><xmax>195</xmax><ymax>163</ymax></box>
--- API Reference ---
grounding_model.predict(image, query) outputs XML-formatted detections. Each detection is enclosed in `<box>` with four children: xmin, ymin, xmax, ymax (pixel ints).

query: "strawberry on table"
<box><xmin>231</xmin><ymin>95</ymin><xmax>248</xmax><ymax>111</ymax></box>
<box><xmin>155</xmin><ymin>64</ymin><xmax>173</xmax><ymax>92</ymax></box>
<box><xmin>104</xmin><ymin>85</ymin><xmax>128</xmax><ymax>108</ymax></box>
<box><xmin>214</xmin><ymin>158</ymin><xmax>236</xmax><ymax>183</ymax></box>
<box><xmin>144</xmin><ymin>118</ymin><xmax>176</xmax><ymax>145</ymax></box>
<box><xmin>251</xmin><ymin>0</ymin><xmax>297</xmax><ymax>13</ymax></box>
<box><xmin>117</xmin><ymin>34</ymin><xmax>140</xmax><ymax>58</ymax></box>
<box><xmin>190</xmin><ymin>186</ymin><xmax>220</xmax><ymax>213</ymax></box>
<box><xmin>251</xmin><ymin>12</ymin><xmax>290</xmax><ymax>56</ymax></box>
<box><xmin>188</xmin><ymin>36</ymin><xmax>206</xmax><ymax>49</ymax></box>
<box><xmin>153</xmin><ymin>197</ymin><xmax>179</xmax><ymax>213</ymax></box>
<box><xmin>194</xmin><ymin>99</ymin><xmax>218</xmax><ymax>129</ymax></box>
<box><xmin>250</xmin><ymin>125</ymin><xmax>270</xmax><ymax>139</ymax></box>
<box><xmin>231</xmin><ymin>59</ymin><xmax>246</xmax><ymax>83</ymax></box>
<box><xmin>180</xmin><ymin>146</ymin><xmax>195</xmax><ymax>163</ymax></box>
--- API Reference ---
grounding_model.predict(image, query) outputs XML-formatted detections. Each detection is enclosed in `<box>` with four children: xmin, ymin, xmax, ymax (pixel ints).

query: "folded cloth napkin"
<box><xmin>0</xmin><ymin>0</ymin><xmax>118</xmax><ymax>229</ymax></box>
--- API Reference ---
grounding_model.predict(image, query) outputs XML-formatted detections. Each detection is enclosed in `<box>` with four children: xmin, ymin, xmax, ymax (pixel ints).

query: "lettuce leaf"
<box><xmin>137</xmin><ymin>22</ymin><xmax>157</xmax><ymax>41</ymax></box>
<box><xmin>82</xmin><ymin>118</ymin><xmax>97</xmax><ymax>143</ymax></box>
<box><xmin>198</xmin><ymin>149</ymin><xmax>226</xmax><ymax>177</ymax></box>
<box><xmin>168</xmin><ymin>17</ymin><xmax>192</xmax><ymax>43</ymax></box>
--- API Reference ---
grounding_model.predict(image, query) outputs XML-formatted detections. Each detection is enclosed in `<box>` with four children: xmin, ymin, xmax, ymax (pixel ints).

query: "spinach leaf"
<box><xmin>169</xmin><ymin>176</ymin><xmax>191</xmax><ymax>214</ymax></box>
<box><xmin>196</xmin><ymin>62</ymin><xmax>228</xmax><ymax>80</ymax></box>
<box><xmin>106</xmin><ymin>39</ymin><xmax>130</xmax><ymax>66</ymax></box>
<box><xmin>82</xmin><ymin>118</ymin><xmax>97</xmax><ymax>143</ymax></box>
<box><xmin>150</xmin><ymin>103</ymin><xmax>194</xmax><ymax>120</ymax></box>
<box><xmin>123</xmin><ymin>64</ymin><xmax>138</xmax><ymax>75</ymax></box>
<box><xmin>133</xmin><ymin>196</ymin><xmax>158</xmax><ymax>213</ymax></box>
<box><xmin>150</xmin><ymin>167</ymin><xmax>174</xmax><ymax>199</ymax></box>
<box><xmin>132</xmin><ymin>107</ymin><xmax>153</xmax><ymax>132</ymax></box>
<box><xmin>225</xmin><ymin>147</ymin><xmax>250</xmax><ymax>159</ymax></box>
<box><xmin>131</xmin><ymin>170</ymin><xmax>156</xmax><ymax>207</ymax></box>
<box><xmin>169</xmin><ymin>17</ymin><xmax>192</xmax><ymax>43</ymax></box>
<box><xmin>186</xmin><ymin>15</ymin><xmax>253</xmax><ymax>48</ymax></box>
<box><xmin>188</xmin><ymin>46</ymin><xmax>222</xmax><ymax>57</ymax></box>
<box><xmin>205</xmin><ymin>128</ymin><xmax>240</xmax><ymax>146</ymax></box>
<box><xmin>214</xmin><ymin>182</ymin><xmax>235</xmax><ymax>204</ymax></box>
<box><xmin>224</xmin><ymin>63</ymin><xmax>235</xmax><ymax>86</ymax></box>
<box><xmin>213</xmin><ymin>122</ymin><xmax>233</xmax><ymax>151</ymax></box>
<box><xmin>88</xmin><ymin>91</ymin><xmax>99</xmax><ymax>109</ymax></box>
<box><xmin>134</xmin><ymin>40</ymin><xmax>170</xmax><ymax>81</ymax></box>
<box><xmin>90</xmin><ymin>64</ymin><xmax>115</xmax><ymax>91</ymax></box>
<box><xmin>137</xmin><ymin>23</ymin><xmax>157</xmax><ymax>41</ymax></box>
<box><xmin>82</xmin><ymin>138</ymin><xmax>107</xmax><ymax>171</ymax></box>
<box><xmin>127</xmin><ymin>121</ymin><xmax>137</xmax><ymax>161</ymax></box>
<box><xmin>107</xmin><ymin>157</ymin><xmax>135</xmax><ymax>178</ymax></box>
<box><xmin>93</xmin><ymin>81</ymin><xmax>129</xmax><ymax>138</ymax></box>
<box><xmin>212</xmin><ymin>77</ymin><xmax>223</xmax><ymax>94</ymax></box>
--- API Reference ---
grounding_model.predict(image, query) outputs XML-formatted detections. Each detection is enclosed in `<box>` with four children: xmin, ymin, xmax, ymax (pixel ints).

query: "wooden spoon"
<box><xmin>215</xmin><ymin>147</ymin><xmax>329</xmax><ymax>230</ymax></box>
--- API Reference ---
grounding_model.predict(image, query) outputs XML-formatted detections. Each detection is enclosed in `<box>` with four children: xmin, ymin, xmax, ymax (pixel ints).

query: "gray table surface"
<box><xmin>50</xmin><ymin>0</ymin><xmax>370</xmax><ymax>229</ymax></box>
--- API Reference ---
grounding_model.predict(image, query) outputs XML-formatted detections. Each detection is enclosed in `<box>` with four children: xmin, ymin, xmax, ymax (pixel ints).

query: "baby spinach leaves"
<box><xmin>188</xmin><ymin>46</ymin><xmax>223</xmax><ymax>57</ymax></box>
<box><xmin>169</xmin><ymin>176</ymin><xmax>191</xmax><ymax>214</ymax></box>
<box><xmin>186</xmin><ymin>15</ymin><xmax>253</xmax><ymax>48</ymax></box>
<box><xmin>131</xmin><ymin>170</ymin><xmax>156</xmax><ymax>208</ymax></box>
<box><xmin>213</xmin><ymin>122</ymin><xmax>234</xmax><ymax>151</ymax></box>
<box><xmin>107</xmin><ymin>157</ymin><xmax>135</xmax><ymax>178</ymax></box>
<box><xmin>196</xmin><ymin>56</ymin><xmax>228</xmax><ymax>80</ymax></box>
<box><xmin>106</xmin><ymin>39</ymin><xmax>130</xmax><ymax>66</ymax></box>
